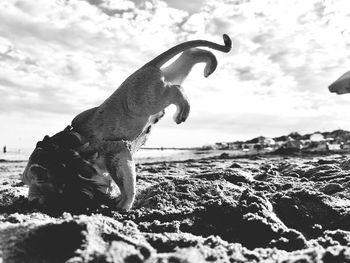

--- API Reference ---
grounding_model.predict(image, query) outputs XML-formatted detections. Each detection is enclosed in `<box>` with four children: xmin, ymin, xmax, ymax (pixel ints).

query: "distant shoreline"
<box><xmin>141</xmin><ymin>147</ymin><xmax>200</xmax><ymax>150</ymax></box>
<box><xmin>1</xmin><ymin>147</ymin><xmax>350</xmax><ymax>164</ymax></box>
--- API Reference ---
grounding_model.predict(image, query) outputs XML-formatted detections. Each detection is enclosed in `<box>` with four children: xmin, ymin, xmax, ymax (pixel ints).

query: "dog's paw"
<box><xmin>115</xmin><ymin>195</ymin><xmax>133</xmax><ymax>211</ymax></box>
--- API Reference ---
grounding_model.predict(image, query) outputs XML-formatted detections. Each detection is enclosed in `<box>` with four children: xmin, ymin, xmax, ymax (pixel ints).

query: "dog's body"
<box><xmin>23</xmin><ymin>35</ymin><xmax>231</xmax><ymax>210</ymax></box>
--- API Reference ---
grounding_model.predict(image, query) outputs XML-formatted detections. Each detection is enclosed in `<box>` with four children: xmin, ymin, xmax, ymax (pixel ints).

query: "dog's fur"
<box><xmin>22</xmin><ymin>127</ymin><xmax>112</xmax><ymax>211</ymax></box>
<box><xmin>22</xmin><ymin>35</ymin><xmax>232</xmax><ymax>210</ymax></box>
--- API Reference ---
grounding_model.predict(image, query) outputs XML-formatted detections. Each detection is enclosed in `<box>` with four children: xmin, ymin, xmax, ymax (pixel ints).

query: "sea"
<box><xmin>0</xmin><ymin>148</ymin><xmax>246</xmax><ymax>164</ymax></box>
<box><xmin>0</xmin><ymin>147</ymin><xmax>253</xmax><ymax>184</ymax></box>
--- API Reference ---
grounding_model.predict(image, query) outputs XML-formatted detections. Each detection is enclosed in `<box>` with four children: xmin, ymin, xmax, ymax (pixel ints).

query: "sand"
<box><xmin>1</xmin><ymin>153</ymin><xmax>350</xmax><ymax>262</ymax></box>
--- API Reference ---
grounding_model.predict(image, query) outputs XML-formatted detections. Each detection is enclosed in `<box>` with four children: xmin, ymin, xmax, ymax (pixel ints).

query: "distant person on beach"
<box><xmin>3</xmin><ymin>145</ymin><xmax>6</xmax><ymax>153</ymax></box>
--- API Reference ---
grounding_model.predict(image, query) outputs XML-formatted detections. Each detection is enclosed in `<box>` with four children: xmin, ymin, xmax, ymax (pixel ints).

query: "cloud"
<box><xmin>200</xmin><ymin>0</ymin><xmax>350</xmax><ymax>93</ymax></box>
<box><xmin>1</xmin><ymin>0</ymin><xmax>350</xmax><ymax>148</ymax></box>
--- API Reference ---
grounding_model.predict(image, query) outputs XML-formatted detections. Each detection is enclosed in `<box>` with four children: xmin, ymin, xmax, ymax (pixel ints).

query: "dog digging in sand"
<box><xmin>22</xmin><ymin>34</ymin><xmax>232</xmax><ymax>211</ymax></box>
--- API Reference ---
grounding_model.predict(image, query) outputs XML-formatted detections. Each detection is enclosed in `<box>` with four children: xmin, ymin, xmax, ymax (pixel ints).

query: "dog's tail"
<box><xmin>143</xmin><ymin>34</ymin><xmax>231</xmax><ymax>69</ymax></box>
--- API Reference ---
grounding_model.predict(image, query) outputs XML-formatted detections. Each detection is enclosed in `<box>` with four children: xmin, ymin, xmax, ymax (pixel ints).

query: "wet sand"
<box><xmin>1</xmin><ymin>153</ymin><xmax>350</xmax><ymax>262</ymax></box>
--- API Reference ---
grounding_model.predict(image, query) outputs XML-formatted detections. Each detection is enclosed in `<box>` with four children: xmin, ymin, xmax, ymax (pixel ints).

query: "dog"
<box><xmin>22</xmin><ymin>34</ymin><xmax>232</xmax><ymax>210</ymax></box>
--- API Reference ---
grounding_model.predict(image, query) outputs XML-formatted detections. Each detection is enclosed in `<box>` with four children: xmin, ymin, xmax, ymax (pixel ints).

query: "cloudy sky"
<box><xmin>1</xmin><ymin>0</ymin><xmax>350</xmax><ymax>150</ymax></box>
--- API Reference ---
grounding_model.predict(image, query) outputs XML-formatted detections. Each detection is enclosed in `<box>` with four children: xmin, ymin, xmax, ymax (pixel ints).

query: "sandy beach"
<box><xmin>2</xmin><ymin>0</ymin><xmax>350</xmax><ymax>261</ymax></box>
<box><xmin>1</xmin><ymin>152</ymin><xmax>350</xmax><ymax>262</ymax></box>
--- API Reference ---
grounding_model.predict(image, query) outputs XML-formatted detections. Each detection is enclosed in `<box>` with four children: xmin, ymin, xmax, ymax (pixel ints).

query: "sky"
<box><xmin>1</xmin><ymin>0</ymin><xmax>350</xmax><ymax>150</ymax></box>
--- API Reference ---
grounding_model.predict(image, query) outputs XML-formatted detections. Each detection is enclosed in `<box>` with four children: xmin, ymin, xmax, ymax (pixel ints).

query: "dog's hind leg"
<box><xmin>151</xmin><ymin>83</ymin><xmax>191</xmax><ymax>124</ymax></box>
<box><xmin>162</xmin><ymin>48</ymin><xmax>218</xmax><ymax>85</ymax></box>
<box><xmin>126</xmin><ymin>76</ymin><xmax>190</xmax><ymax>125</ymax></box>
<box><xmin>165</xmin><ymin>84</ymin><xmax>191</xmax><ymax>124</ymax></box>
